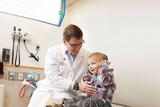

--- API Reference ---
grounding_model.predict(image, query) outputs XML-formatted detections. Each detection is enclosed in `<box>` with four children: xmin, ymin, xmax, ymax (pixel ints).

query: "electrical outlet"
<box><xmin>18</xmin><ymin>72</ymin><xmax>24</xmax><ymax>81</ymax></box>
<box><xmin>36</xmin><ymin>44</ymin><xmax>40</xmax><ymax>51</ymax></box>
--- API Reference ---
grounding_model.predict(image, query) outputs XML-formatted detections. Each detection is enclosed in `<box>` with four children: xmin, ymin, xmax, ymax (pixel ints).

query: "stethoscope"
<box><xmin>12</xmin><ymin>27</ymin><xmax>21</xmax><ymax>67</ymax></box>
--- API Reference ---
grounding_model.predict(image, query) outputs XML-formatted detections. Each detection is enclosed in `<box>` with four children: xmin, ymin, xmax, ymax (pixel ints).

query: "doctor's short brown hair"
<box><xmin>63</xmin><ymin>24</ymin><xmax>83</xmax><ymax>41</ymax></box>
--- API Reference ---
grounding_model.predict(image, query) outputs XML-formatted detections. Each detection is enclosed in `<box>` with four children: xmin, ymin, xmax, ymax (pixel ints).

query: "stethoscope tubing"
<box><xmin>11</xmin><ymin>36</ymin><xmax>15</xmax><ymax>65</ymax></box>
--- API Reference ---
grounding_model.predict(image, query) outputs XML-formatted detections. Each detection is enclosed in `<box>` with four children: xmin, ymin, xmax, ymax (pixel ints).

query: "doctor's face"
<box><xmin>63</xmin><ymin>37</ymin><xmax>84</xmax><ymax>55</ymax></box>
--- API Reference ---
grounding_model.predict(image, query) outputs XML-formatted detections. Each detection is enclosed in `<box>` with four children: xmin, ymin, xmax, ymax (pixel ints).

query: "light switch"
<box><xmin>34</xmin><ymin>73</ymin><xmax>39</xmax><ymax>81</ymax></box>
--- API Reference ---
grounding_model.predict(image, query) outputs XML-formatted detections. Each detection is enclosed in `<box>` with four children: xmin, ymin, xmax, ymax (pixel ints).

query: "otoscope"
<box><xmin>15</xmin><ymin>28</ymin><xmax>21</xmax><ymax>67</ymax></box>
<box><xmin>11</xmin><ymin>26</ymin><xmax>16</xmax><ymax>65</ymax></box>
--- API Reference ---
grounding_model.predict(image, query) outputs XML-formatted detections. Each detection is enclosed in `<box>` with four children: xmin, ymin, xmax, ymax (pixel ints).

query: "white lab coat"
<box><xmin>28</xmin><ymin>44</ymin><xmax>90</xmax><ymax>107</ymax></box>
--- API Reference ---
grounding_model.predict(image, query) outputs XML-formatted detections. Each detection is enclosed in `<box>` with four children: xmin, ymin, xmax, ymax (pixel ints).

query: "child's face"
<box><xmin>87</xmin><ymin>58</ymin><xmax>100</xmax><ymax>75</ymax></box>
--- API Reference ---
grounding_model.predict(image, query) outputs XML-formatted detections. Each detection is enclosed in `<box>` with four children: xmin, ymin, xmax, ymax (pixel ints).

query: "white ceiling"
<box><xmin>66</xmin><ymin>0</ymin><xmax>78</xmax><ymax>7</ymax></box>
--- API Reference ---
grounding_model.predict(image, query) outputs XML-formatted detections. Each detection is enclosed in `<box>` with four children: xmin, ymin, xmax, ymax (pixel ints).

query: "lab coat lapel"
<box><xmin>72</xmin><ymin>53</ymin><xmax>82</xmax><ymax>69</ymax></box>
<box><xmin>61</xmin><ymin>45</ymin><xmax>72</xmax><ymax>67</ymax></box>
<box><xmin>63</xmin><ymin>53</ymin><xmax>72</xmax><ymax>67</ymax></box>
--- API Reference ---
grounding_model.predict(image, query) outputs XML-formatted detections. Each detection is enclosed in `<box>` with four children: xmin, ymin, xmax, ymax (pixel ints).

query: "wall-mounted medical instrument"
<box><xmin>11</xmin><ymin>27</ymin><xmax>32</xmax><ymax>41</ymax></box>
<box><xmin>11</xmin><ymin>26</ymin><xmax>33</xmax><ymax>67</ymax></box>
<box><xmin>11</xmin><ymin>27</ymin><xmax>23</xmax><ymax>67</ymax></box>
<box><xmin>23</xmin><ymin>40</ymin><xmax>39</xmax><ymax>62</ymax></box>
<box><xmin>11</xmin><ymin>26</ymin><xmax>16</xmax><ymax>65</ymax></box>
<box><xmin>2</xmin><ymin>48</ymin><xmax>10</xmax><ymax>63</ymax></box>
<box><xmin>14</xmin><ymin>28</ymin><xmax>22</xmax><ymax>67</ymax></box>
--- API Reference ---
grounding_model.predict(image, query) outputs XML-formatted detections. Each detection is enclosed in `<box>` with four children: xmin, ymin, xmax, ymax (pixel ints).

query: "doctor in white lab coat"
<box><xmin>28</xmin><ymin>24</ymin><xmax>97</xmax><ymax>107</ymax></box>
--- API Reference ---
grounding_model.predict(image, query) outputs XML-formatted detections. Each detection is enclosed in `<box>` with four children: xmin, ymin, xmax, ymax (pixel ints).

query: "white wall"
<box><xmin>68</xmin><ymin>0</ymin><xmax>160</xmax><ymax>107</ymax></box>
<box><xmin>70</xmin><ymin>0</ymin><xmax>160</xmax><ymax>107</ymax></box>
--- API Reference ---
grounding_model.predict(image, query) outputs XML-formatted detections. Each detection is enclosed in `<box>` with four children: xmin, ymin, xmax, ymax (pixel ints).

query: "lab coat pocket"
<box><xmin>58</xmin><ymin>64</ymin><xmax>72</xmax><ymax>78</ymax></box>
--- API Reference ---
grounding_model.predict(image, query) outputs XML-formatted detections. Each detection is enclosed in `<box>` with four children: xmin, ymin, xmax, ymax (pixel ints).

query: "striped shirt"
<box><xmin>89</xmin><ymin>62</ymin><xmax>116</xmax><ymax>103</ymax></box>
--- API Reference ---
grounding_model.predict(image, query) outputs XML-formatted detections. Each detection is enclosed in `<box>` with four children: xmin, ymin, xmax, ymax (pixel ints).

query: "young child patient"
<box><xmin>84</xmin><ymin>52</ymin><xmax>116</xmax><ymax>103</ymax></box>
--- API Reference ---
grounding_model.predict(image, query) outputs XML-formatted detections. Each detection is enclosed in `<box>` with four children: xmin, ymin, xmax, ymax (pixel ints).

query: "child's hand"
<box><xmin>100</xmin><ymin>60</ymin><xmax>111</xmax><ymax>66</ymax></box>
<box><xmin>99</xmin><ymin>60</ymin><xmax>109</xmax><ymax>70</ymax></box>
<box><xmin>100</xmin><ymin>60</ymin><xmax>107</xmax><ymax>66</ymax></box>
<box><xmin>106</xmin><ymin>60</ymin><xmax>111</xmax><ymax>65</ymax></box>
<box><xmin>83</xmin><ymin>74</ymin><xmax>91</xmax><ymax>81</ymax></box>
<box><xmin>83</xmin><ymin>74</ymin><xmax>88</xmax><ymax>78</ymax></box>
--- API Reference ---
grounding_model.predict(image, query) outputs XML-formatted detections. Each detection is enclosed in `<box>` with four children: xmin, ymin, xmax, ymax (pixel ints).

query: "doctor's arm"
<box><xmin>78</xmin><ymin>81</ymin><xmax>97</xmax><ymax>96</ymax></box>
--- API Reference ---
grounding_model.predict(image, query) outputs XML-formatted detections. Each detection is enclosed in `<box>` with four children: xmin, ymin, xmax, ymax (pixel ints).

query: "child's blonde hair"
<box><xmin>88</xmin><ymin>52</ymin><xmax>106</xmax><ymax>62</ymax></box>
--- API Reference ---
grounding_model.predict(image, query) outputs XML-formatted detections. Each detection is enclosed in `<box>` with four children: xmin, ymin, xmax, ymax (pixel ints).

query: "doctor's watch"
<box><xmin>73</xmin><ymin>82</ymin><xmax>79</xmax><ymax>90</ymax></box>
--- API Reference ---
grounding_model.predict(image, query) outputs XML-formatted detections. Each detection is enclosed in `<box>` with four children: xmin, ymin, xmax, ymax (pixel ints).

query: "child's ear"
<box><xmin>103</xmin><ymin>54</ymin><xmax>108</xmax><ymax>60</ymax></box>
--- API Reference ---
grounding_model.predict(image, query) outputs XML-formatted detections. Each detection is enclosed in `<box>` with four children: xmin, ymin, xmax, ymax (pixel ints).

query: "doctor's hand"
<box><xmin>78</xmin><ymin>81</ymin><xmax>97</xmax><ymax>96</ymax></box>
